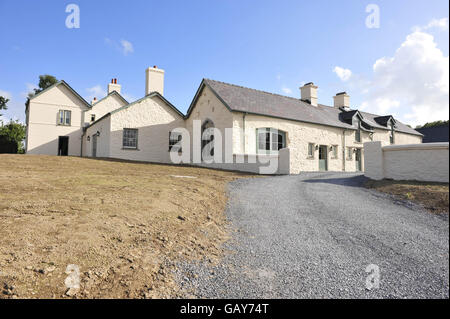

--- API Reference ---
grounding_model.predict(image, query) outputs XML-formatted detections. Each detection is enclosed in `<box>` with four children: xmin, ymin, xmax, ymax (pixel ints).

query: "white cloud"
<box><xmin>361</xmin><ymin>28</ymin><xmax>449</xmax><ymax>126</ymax></box>
<box><xmin>281</xmin><ymin>87</ymin><xmax>292</xmax><ymax>95</ymax></box>
<box><xmin>86</xmin><ymin>85</ymin><xmax>106</xmax><ymax>101</ymax></box>
<box><xmin>20</xmin><ymin>83</ymin><xmax>38</xmax><ymax>98</ymax></box>
<box><xmin>104</xmin><ymin>38</ymin><xmax>134</xmax><ymax>56</ymax></box>
<box><xmin>333</xmin><ymin>66</ymin><xmax>352</xmax><ymax>81</ymax></box>
<box><xmin>413</xmin><ymin>17</ymin><xmax>449</xmax><ymax>32</ymax></box>
<box><xmin>120</xmin><ymin>39</ymin><xmax>134</xmax><ymax>55</ymax></box>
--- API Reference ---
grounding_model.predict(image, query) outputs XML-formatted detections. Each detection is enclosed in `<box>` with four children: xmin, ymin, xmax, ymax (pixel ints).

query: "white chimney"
<box><xmin>333</xmin><ymin>92</ymin><xmax>350</xmax><ymax>108</ymax></box>
<box><xmin>108</xmin><ymin>78</ymin><xmax>121</xmax><ymax>94</ymax></box>
<box><xmin>300</xmin><ymin>82</ymin><xmax>318</xmax><ymax>106</ymax></box>
<box><xmin>145</xmin><ymin>66</ymin><xmax>164</xmax><ymax>96</ymax></box>
<box><xmin>91</xmin><ymin>97</ymin><xmax>97</xmax><ymax>105</ymax></box>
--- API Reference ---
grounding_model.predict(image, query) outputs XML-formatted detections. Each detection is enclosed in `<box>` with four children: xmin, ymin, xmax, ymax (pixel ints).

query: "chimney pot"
<box><xmin>108</xmin><ymin>78</ymin><xmax>122</xmax><ymax>94</ymax></box>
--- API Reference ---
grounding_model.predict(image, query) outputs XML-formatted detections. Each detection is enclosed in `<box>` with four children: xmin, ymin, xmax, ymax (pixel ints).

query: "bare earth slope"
<box><xmin>0</xmin><ymin>155</ymin><xmax>248</xmax><ymax>299</ymax></box>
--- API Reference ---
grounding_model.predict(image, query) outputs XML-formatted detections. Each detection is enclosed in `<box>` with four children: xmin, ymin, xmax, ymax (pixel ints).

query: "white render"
<box><xmin>25</xmin><ymin>82</ymin><xmax>90</xmax><ymax>156</ymax></box>
<box><xmin>25</xmin><ymin>68</ymin><xmax>424</xmax><ymax>175</ymax></box>
<box><xmin>364</xmin><ymin>141</ymin><xmax>449</xmax><ymax>182</ymax></box>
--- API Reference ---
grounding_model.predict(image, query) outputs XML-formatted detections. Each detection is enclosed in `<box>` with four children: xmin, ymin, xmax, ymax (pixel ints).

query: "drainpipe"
<box><xmin>342</xmin><ymin>129</ymin><xmax>346</xmax><ymax>171</ymax></box>
<box><xmin>243</xmin><ymin>113</ymin><xmax>247</xmax><ymax>154</ymax></box>
<box><xmin>80</xmin><ymin>130</ymin><xmax>85</xmax><ymax>157</ymax></box>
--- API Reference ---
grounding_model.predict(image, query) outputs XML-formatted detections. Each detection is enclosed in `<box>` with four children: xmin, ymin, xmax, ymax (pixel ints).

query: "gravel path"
<box><xmin>177</xmin><ymin>172</ymin><xmax>449</xmax><ymax>298</ymax></box>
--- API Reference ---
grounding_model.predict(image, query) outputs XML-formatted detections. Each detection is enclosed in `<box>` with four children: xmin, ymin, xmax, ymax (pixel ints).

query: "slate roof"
<box><xmin>416</xmin><ymin>124</ymin><xmax>449</xmax><ymax>143</ymax></box>
<box><xmin>188</xmin><ymin>79</ymin><xmax>421</xmax><ymax>136</ymax></box>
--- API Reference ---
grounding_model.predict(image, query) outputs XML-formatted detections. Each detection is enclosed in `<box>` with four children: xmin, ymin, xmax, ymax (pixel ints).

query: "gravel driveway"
<box><xmin>177</xmin><ymin>172</ymin><xmax>449</xmax><ymax>298</ymax></box>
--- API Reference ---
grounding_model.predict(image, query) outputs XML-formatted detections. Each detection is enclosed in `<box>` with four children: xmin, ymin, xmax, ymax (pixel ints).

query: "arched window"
<box><xmin>256</xmin><ymin>128</ymin><xmax>286</xmax><ymax>154</ymax></box>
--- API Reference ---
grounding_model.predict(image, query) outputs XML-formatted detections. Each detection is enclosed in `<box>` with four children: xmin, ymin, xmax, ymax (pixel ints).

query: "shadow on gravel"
<box><xmin>303</xmin><ymin>174</ymin><xmax>368</xmax><ymax>188</ymax></box>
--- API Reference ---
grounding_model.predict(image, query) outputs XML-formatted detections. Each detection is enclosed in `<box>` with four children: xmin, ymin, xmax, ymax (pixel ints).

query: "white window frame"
<box><xmin>122</xmin><ymin>128</ymin><xmax>138</xmax><ymax>149</ymax></box>
<box><xmin>58</xmin><ymin>110</ymin><xmax>72</xmax><ymax>126</ymax></box>
<box><xmin>256</xmin><ymin>128</ymin><xmax>286</xmax><ymax>154</ymax></box>
<box><xmin>307</xmin><ymin>143</ymin><xmax>315</xmax><ymax>158</ymax></box>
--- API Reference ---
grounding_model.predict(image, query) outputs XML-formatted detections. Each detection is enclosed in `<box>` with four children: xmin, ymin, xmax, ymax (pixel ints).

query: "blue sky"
<box><xmin>0</xmin><ymin>0</ymin><xmax>448</xmax><ymax>126</ymax></box>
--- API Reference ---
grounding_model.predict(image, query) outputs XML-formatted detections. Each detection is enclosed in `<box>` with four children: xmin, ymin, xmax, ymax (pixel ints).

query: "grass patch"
<box><xmin>365</xmin><ymin>179</ymin><xmax>449</xmax><ymax>214</ymax></box>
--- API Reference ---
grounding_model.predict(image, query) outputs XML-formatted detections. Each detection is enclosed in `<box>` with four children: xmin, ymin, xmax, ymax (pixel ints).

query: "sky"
<box><xmin>0</xmin><ymin>0</ymin><xmax>448</xmax><ymax>127</ymax></box>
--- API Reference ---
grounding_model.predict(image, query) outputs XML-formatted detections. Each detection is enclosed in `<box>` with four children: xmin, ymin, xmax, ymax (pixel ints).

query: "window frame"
<box><xmin>389</xmin><ymin>122</ymin><xmax>395</xmax><ymax>144</ymax></box>
<box><xmin>122</xmin><ymin>128</ymin><xmax>138</xmax><ymax>150</ymax></box>
<box><xmin>355</xmin><ymin>118</ymin><xmax>361</xmax><ymax>143</ymax></box>
<box><xmin>91</xmin><ymin>114</ymin><xmax>96</xmax><ymax>122</ymax></box>
<box><xmin>307</xmin><ymin>143</ymin><xmax>315</xmax><ymax>158</ymax></box>
<box><xmin>256</xmin><ymin>128</ymin><xmax>286</xmax><ymax>154</ymax></box>
<box><xmin>58</xmin><ymin>109</ymin><xmax>72</xmax><ymax>126</ymax></box>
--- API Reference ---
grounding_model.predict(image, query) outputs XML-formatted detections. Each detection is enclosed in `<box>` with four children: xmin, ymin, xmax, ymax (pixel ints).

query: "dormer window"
<box><xmin>355</xmin><ymin>118</ymin><xmax>361</xmax><ymax>142</ymax></box>
<box><xmin>389</xmin><ymin>122</ymin><xmax>395</xmax><ymax>144</ymax></box>
<box><xmin>91</xmin><ymin>114</ymin><xmax>96</xmax><ymax>122</ymax></box>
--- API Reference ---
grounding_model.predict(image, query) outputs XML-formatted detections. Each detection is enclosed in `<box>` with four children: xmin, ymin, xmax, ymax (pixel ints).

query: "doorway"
<box><xmin>355</xmin><ymin>148</ymin><xmax>362</xmax><ymax>171</ymax></box>
<box><xmin>58</xmin><ymin>136</ymin><xmax>69</xmax><ymax>156</ymax></box>
<box><xmin>319</xmin><ymin>145</ymin><xmax>328</xmax><ymax>171</ymax></box>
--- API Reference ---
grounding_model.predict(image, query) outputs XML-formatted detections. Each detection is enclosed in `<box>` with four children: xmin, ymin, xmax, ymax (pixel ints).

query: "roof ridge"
<box><xmin>204</xmin><ymin>78</ymin><xmax>328</xmax><ymax>106</ymax></box>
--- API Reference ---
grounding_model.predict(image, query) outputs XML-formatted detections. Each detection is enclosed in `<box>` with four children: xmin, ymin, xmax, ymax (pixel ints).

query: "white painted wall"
<box><xmin>26</xmin><ymin>83</ymin><xmax>88</xmax><ymax>156</ymax></box>
<box><xmin>364</xmin><ymin>141</ymin><xmax>449</xmax><ymax>183</ymax></box>
<box><xmin>109</xmin><ymin>95</ymin><xmax>185</xmax><ymax>163</ymax></box>
<box><xmin>84</xmin><ymin>94</ymin><xmax>127</xmax><ymax>126</ymax></box>
<box><xmin>83</xmin><ymin>115</ymin><xmax>111</xmax><ymax>158</ymax></box>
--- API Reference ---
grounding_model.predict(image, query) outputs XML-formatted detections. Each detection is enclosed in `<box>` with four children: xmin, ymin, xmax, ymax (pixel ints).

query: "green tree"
<box><xmin>0</xmin><ymin>95</ymin><xmax>9</xmax><ymax>117</ymax></box>
<box><xmin>0</xmin><ymin>119</ymin><xmax>26</xmax><ymax>153</ymax></box>
<box><xmin>25</xmin><ymin>75</ymin><xmax>58</xmax><ymax>107</ymax></box>
<box><xmin>416</xmin><ymin>120</ymin><xmax>449</xmax><ymax>129</ymax></box>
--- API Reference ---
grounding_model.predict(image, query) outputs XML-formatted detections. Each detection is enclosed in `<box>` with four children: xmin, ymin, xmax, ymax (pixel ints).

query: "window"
<box><xmin>122</xmin><ymin>128</ymin><xmax>138</xmax><ymax>149</ymax></box>
<box><xmin>58</xmin><ymin>110</ymin><xmax>71</xmax><ymax>126</ymax></box>
<box><xmin>332</xmin><ymin>145</ymin><xmax>338</xmax><ymax>159</ymax></box>
<box><xmin>347</xmin><ymin>147</ymin><xmax>353</xmax><ymax>160</ymax></box>
<box><xmin>169</xmin><ymin>131</ymin><xmax>182</xmax><ymax>152</ymax></box>
<box><xmin>308</xmin><ymin>143</ymin><xmax>315</xmax><ymax>158</ymax></box>
<box><xmin>256</xmin><ymin>128</ymin><xmax>286</xmax><ymax>154</ymax></box>
<box><xmin>355</xmin><ymin>118</ymin><xmax>361</xmax><ymax>142</ymax></box>
<box><xmin>91</xmin><ymin>114</ymin><xmax>96</xmax><ymax>122</ymax></box>
<box><xmin>389</xmin><ymin>123</ymin><xmax>395</xmax><ymax>144</ymax></box>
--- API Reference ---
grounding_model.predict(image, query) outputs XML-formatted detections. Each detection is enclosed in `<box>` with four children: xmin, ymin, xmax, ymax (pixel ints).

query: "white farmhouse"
<box><xmin>25</xmin><ymin>66</ymin><xmax>423</xmax><ymax>174</ymax></box>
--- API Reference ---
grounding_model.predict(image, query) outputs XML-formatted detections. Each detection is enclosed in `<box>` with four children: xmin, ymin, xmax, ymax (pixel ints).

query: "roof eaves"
<box><xmin>28</xmin><ymin>80</ymin><xmax>92</xmax><ymax>108</ymax></box>
<box><xmin>93</xmin><ymin>90</ymin><xmax>129</xmax><ymax>106</ymax></box>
